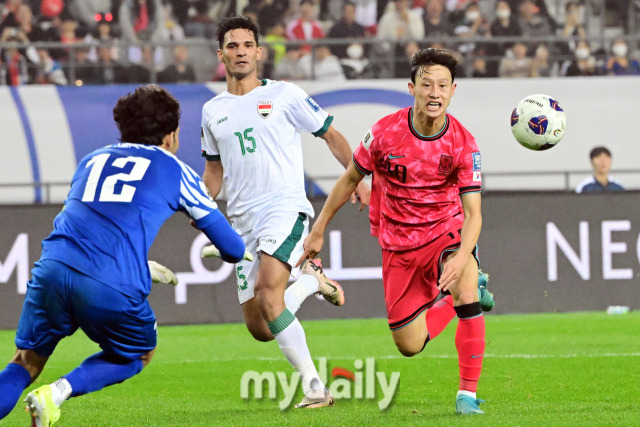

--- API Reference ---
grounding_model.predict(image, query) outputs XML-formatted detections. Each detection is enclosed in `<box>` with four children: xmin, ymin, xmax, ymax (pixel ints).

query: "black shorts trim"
<box><xmin>437</xmin><ymin>243</ymin><xmax>480</xmax><ymax>296</ymax></box>
<box><xmin>389</xmin><ymin>294</ymin><xmax>439</xmax><ymax>331</ymax></box>
<box><xmin>438</xmin><ymin>244</ymin><xmax>479</xmax><ymax>278</ymax></box>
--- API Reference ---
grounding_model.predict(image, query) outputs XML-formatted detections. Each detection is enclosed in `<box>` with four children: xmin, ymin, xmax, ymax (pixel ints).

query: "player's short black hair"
<box><xmin>113</xmin><ymin>84</ymin><xmax>181</xmax><ymax>146</ymax></box>
<box><xmin>590</xmin><ymin>146</ymin><xmax>611</xmax><ymax>159</ymax></box>
<box><xmin>410</xmin><ymin>48</ymin><xmax>458</xmax><ymax>83</ymax></box>
<box><xmin>216</xmin><ymin>16</ymin><xmax>260</xmax><ymax>48</ymax></box>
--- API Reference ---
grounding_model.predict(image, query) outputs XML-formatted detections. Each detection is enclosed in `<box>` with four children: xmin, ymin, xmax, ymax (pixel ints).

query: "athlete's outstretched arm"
<box><xmin>296</xmin><ymin>162</ymin><xmax>365</xmax><ymax>267</ymax></box>
<box><xmin>202</xmin><ymin>160</ymin><xmax>224</xmax><ymax>199</ymax></box>
<box><xmin>320</xmin><ymin>126</ymin><xmax>370</xmax><ymax>211</ymax></box>
<box><xmin>320</xmin><ymin>126</ymin><xmax>354</xmax><ymax>168</ymax></box>
<box><xmin>174</xmin><ymin>157</ymin><xmax>243</xmax><ymax>263</ymax></box>
<box><xmin>199</xmin><ymin>214</ymin><xmax>245</xmax><ymax>263</ymax></box>
<box><xmin>438</xmin><ymin>192</ymin><xmax>482</xmax><ymax>292</ymax></box>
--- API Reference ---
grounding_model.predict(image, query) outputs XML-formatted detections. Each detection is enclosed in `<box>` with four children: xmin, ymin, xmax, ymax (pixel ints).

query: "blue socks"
<box><xmin>0</xmin><ymin>353</ymin><xmax>143</xmax><ymax>420</ymax></box>
<box><xmin>64</xmin><ymin>352</ymin><xmax>143</xmax><ymax>397</ymax></box>
<box><xmin>0</xmin><ymin>363</ymin><xmax>32</xmax><ymax>419</ymax></box>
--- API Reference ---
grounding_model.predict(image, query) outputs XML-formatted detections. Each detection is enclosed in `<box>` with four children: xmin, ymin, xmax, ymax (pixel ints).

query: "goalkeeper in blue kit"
<box><xmin>0</xmin><ymin>84</ymin><xmax>246</xmax><ymax>426</ymax></box>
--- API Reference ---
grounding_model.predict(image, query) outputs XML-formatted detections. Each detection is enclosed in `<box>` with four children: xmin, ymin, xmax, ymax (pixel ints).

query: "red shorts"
<box><xmin>382</xmin><ymin>216</ymin><xmax>478</xmax><ymax>330</ymax></box>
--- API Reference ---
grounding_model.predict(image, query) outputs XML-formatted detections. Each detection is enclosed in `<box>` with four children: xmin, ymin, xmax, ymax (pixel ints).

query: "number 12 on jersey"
<box><xmin>81</xmin><ymin>153</ymin><xmax>150</xmax><ymax>202</ymax></box>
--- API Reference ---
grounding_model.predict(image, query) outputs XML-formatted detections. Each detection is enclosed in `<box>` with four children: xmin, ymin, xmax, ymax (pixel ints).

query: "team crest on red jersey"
<box><xmin>438</xmin><ymin>155</ymin><xmax>453</xmax><ymax>174</ymax></box>
<box><xmin>257</xmin><ymin>101</ymin><xmax>272</xmax><ymax>118</ymax></box>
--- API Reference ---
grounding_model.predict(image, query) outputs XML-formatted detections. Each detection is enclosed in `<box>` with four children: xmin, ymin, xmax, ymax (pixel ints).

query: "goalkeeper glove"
<box><xmin>201</xmin><ymin>245</ymin><xmax>254</xmax><ymax>262</ymax></box>
<box><xmin>148</xmin><ymin>260</ymin><xmax>178</xmax><ymax>285</ymax></box>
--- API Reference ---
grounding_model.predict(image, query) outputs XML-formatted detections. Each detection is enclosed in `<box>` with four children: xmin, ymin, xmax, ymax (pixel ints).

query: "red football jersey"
<box><xmin>353</xmin><ymin>107</ymin><xmax>481</xmax><ymax>251</ymax></box>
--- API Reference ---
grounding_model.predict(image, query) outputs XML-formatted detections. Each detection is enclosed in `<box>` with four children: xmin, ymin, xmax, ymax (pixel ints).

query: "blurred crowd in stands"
<box><xmin>0</xmin><ymin>0</ymin><xmax>639</xmax><ymax>85</ymax></box>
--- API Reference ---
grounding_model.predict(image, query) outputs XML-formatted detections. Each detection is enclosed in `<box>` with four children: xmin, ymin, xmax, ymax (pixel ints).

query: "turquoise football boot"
<box><xmin>455</xmin><ymin>395</ymin><xmax>485</xmax><ymax>415</ymax></box>
<box><xmin>478</xmin><ymin>269</ymin><xmax>495</xmax><ymax>312</ymax></box>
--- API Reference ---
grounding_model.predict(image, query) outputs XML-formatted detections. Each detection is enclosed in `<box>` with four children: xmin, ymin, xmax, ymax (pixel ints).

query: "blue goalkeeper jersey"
<box><xmin>40</xmin><ymin>143</ymin><xmax>223</xmax><ymax>300</ymax></box>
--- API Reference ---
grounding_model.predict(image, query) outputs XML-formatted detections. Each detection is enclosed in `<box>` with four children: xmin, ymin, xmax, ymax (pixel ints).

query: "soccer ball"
<box><xmin>510</xmin><ymin>94</ymin><xmax>567</xmax><ymax>151</ymax></box>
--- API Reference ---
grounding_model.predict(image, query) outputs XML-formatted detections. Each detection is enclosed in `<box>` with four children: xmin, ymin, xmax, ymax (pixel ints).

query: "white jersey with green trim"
<box><xmin>201</xmin><ymin>79</ymin><xmax>332</xmax><ymax>230</ymax></box>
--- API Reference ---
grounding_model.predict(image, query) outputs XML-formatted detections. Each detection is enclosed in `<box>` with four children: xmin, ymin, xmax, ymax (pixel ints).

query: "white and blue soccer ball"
<box><xmin>510</xmin><ymin>94</ymin><xmax>567</xmax><ymax>151</ymax></box>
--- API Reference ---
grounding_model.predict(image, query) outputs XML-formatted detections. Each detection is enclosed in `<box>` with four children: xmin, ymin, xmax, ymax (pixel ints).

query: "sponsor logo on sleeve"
<box><xmin>257</xmin><ymin>101</ymin><xmax>272</xmax><ymax>118</ymax></box>
<box><xmin>305</xmin><ymin>96</ymin><xmax>320</xmax><ymax>112</ymax></box>
<box><xmin>362</xmin><ymin>129</ymin><xmax>373</xmax><ymax>150</ymax></box>
<box><xmin>472</xmin><ymin>152</ymin><xmax>481</xmax><ymax>171</ymax></box>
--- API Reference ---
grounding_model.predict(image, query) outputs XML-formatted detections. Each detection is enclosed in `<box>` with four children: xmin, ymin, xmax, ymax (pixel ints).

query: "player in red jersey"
<box><xmin>297</xmin><ymin>48</ymin><xmax>494</xmax><ymax>414</ymax></box>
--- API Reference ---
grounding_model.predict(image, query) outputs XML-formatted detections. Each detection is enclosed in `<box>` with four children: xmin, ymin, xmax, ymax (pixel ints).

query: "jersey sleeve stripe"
<box><xmin>187</xmin><ymin>182</ymin><xmax>218</xmax><ymax>209</ymax></box>
<box><xmin>459</xmin><ymin>186</ymin><xmax>481</xmax><ymax>194</ymax></box>
<box><xmin>180</xmin><ymin>201</ymin><xmax>210</xmax><ymax>220</ymax></box>
<box><xmin>202</xmin><ymin>151</ymin><xmax>221</xmax><ymax>161</ymax></box>
<box><xmin>352</xmin><ymin>156</ymin><xmax>372</xmax><ymax>176</ymax></box>
<box><xmin>178</xmin><ymin>159</ymin><xmax>219</xmax><ymax>218</ymax></box>
<box><xmin>180</xmin><ymin>182</ymin><xmax>199</xmax><ymax>205</ymax></box>
<box><xmin>180</xmin><ymin>161</ymin><xmax>200</xmax><ymax>179</ymax></box>
<box><xmin>312</xmin><ymin>115</ymin><xmax>334</xmax><ymax>137</ymax></box>
<box><xmin>389</xmin><ymin>297</ymin><xmax>438</xmax><ymax>330</ymax></box>
<box><xmin>176</xmin><ymin>160</ymin><xmax>201</xmax><ymax>186</ymax></box>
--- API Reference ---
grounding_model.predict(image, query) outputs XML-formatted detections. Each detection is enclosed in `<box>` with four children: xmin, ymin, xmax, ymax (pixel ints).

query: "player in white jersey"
<box><xmin>201</xmin><ymin>16</ymin><xmax>370</xmax><ymax>409</ymax></box>
<box><xmin>201</xmin><ymin>79</ymin><xmax>319</xmax><ymax>221</ymax></box>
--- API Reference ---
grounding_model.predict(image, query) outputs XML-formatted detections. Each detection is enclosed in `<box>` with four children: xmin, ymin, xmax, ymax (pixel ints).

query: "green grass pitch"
<box><xmin>1</xmin><ymin>312</ymin><xmax>639</xmax><ymax>426</ymax></box>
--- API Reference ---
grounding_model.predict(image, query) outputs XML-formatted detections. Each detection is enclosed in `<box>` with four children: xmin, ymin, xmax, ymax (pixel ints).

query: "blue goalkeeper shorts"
<box><xmin>15</xmin><ymin>259</ymin><xmax>157</xmax><ymax>360</ymax></box>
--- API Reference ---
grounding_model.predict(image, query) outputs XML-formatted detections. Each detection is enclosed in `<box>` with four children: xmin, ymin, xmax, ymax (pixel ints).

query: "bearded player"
<box><xmin>200</xmin><ymin>17</ymin><xmax>370</xmax><ymax>409</ymax></box>
<box><xmin>298</xmin><ymin>48</ymin><xmax>494</xmax><ymax>414</ymax></box>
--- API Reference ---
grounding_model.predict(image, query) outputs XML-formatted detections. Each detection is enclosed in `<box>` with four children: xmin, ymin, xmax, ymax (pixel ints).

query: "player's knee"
<box><xmin>396</xmin><ymin>343</ymin><xmax>422</xmax><ymax>357</ymax></box>
<box><xmin>454</xmin><ymin>288</ymin><xmax>478</xmax><ymax>305</ymax></box>
<box><xmin>254</xmin><ymin>288</ymin><xmax>285</xmax><ymax>319</ymax></box>
<box><xmin>254</xmin><ymin>284</ymin><xmax>275</xmax><ymax>307</ymax></box>
<box><xmin>392</xmin><ymin>337</ymin><xmax>423</xmax><ymax>357</ymax></box>
<box><xmin>140</xmin><ymin>348</ymin><xmax>156</xmax><ymax>367</ymax></box>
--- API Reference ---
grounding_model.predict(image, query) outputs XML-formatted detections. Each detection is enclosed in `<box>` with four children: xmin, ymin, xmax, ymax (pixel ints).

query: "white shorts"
<box><xmin>234</xmin><ymin>211</ymin><xmax>309</xmax><ymax>304</ymax></box>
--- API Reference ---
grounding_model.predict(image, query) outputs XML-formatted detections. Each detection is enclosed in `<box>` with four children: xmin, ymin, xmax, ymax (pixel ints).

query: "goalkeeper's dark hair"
<box><xmin>410</xmin><ymin>48</ymin><xmax>458</xmax><ymax>84</ymax></box>
<box><xmin>216</xmin><ymin>16</ymin><xmax>260</xmax><ymax>48</ymax></box>
<box><xmin>113</xmin><ymin>84</ymin><xmax>181</xmax><ymax>146</ymax></box>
